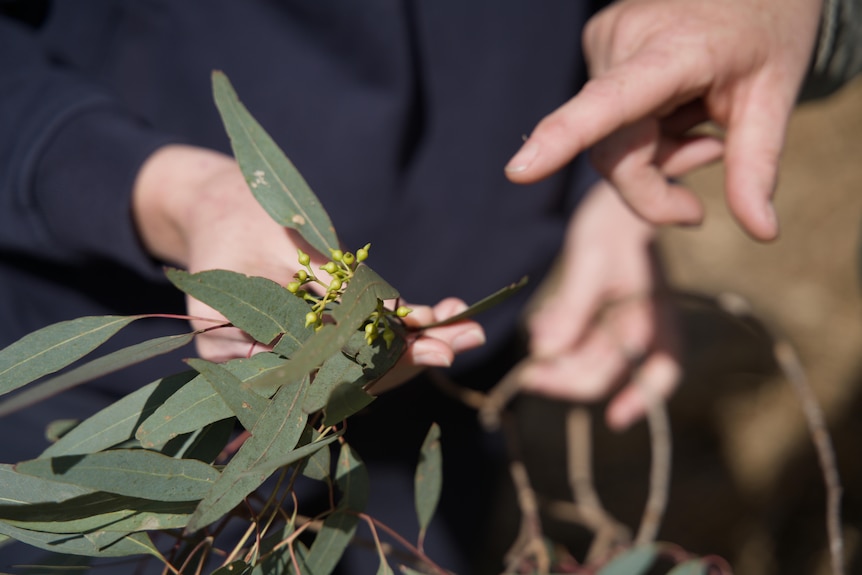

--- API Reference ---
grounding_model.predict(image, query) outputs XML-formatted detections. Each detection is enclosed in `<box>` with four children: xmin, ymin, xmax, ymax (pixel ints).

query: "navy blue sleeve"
<box><xmin>0</xmin><ymin>15</ymin><xmax>176</xmax><ymax>279</ymax></box>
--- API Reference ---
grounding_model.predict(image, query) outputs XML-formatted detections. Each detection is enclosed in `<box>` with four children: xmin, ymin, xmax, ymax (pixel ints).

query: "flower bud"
<box><xmin>341</xmin><ymin>252</ymin><xmax>355</xmax><ymax>266</ymax></box>
<box><xmin>395</xmin><ymin>306</ymin><xmax>413</xmax><ymax>318</ymax></box>
<box><xmin>295</xmin><ymin>270</ymin><xmax>308</xmax><ymax>282</ymax></box>
<box><xmin>304</xmin><ymin>311</ymin><xmax>319</xmax><ymax>328</ymax></box>
<box><xmin>330</xmin><ymin>249</ymin><xmax>344</xmax><ymax>262</ymax></box>
<box><xmin>321</xmin><ymin>261</ymin><xmax>338</xmax><ymax>275</ymax></box>
<box><xmin>297</xmin><ymin>249</ymin><xmax>311</xmax><ymax>267</ymax></box>
<box><xmin>286</xmin><ymin>281</ymin><xmax>301</xmax><ymax>294</ymax></box>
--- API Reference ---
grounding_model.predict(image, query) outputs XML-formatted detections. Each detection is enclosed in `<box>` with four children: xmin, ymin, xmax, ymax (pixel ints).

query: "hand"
<box><xmin>132</xmin><ymin>145</ymin><xmax>485</xmax><ymax>375</ymax></box>
<box><xmin>505</xmin><ymin>0</ymin><xmax>823</xmax><ymax>241</ymax></box>
<box><xmin>523</xmin><ymin>180</ymin><xmax>679</xmax><ymax>431</ymax></box>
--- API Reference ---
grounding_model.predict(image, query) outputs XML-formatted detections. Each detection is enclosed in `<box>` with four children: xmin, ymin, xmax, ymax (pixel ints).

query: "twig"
<box><xmin>634</xmin><ymin>391</ymin><xmax>671</xmax><ymax>546</ymax></box>
<box><xmin>564</xmin><ymin>407</ymin><xmax>631</xmax><ymax>561</ymax></box>
<box><xmin>774</xmin><ymin>340</ymin><xmax>845</xmax><ymax>575</ymax></box>
<box><xmin>704</xmin><ymin>291</ymin><xmax>846</xmax><ymax>575</ymax></box>
<box><xmin>500</xmin><ymin>412</ymin><xmax>550</xmax><ymax>574</ymax></box>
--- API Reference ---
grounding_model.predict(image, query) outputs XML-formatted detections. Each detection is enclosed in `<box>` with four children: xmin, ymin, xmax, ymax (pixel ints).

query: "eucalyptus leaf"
<box><xmin>212</xmin><ymin>70</ymin><xmax>339</xmax><ymax>255</ymax></box>
<box><xmin>166</xmin><ymin>268</ymin><xmax>308</xmax><ymax>346</ymax></box>
<box><xmin>377</xmin><ymin>558</ymin><xmax>395</xmax><ymax>575</ymax></box>
<box><xmin>0</xmin><ymin>492</ymin><xmax>197</xmax><ymax>534</ymax></box>
<box><xmin>414</xmin><ymin>423</ymin><xmax>442</xmax><ymax>541</ymax></box>
<box><xmin>16</xmin><ymin>450</ymin><xmax>219</xmax><ymax>502</ymax></box>
<box><xmin>171</xmin><ymin>419</ymin><xmax>236</xmax><ymax>463</ymax></box>
<box><xmin>185</xmin><ymin>375</ymin><xmax>310</xmax><ymax>532</ymax></box>
<box><xmin>597</xmin><ymin>544</ymin><xmax>658</xmax><ymax>575</ymax></box>
<box><xmin>303</xmin><ymin>352</ymin><xmax>366</xmax><ymax>414</ymax></box>
<box><xmin>322</xmin><ymin>382</ymin><xmax>375</xmax><ymax>426</ymax></box>
<box><xmin>334</xmin><ymin>442</ymin><xmax>368</xmax><ymax>513</ymax></box>
<box><xmin>305</xmin><ymin>443</ymin><xmax>368</xmax><ymax>575</ymax></box>
<box><xmin>414</xmin><ymin>275</ymin><xmax>529</xmax><ymax>329</ymax></box>
<box><xmin>137</xmin><ymin>353</ymin><xmax>289</xmax><ymax>448</ymax></box>
<box><xmin>42</xmin><ymin>371</ymin><xmax>194</xmax><ymax>458</ymax></box>
<box><xmin>0</xmin><ymin>315</ymin><xmax>137</xmax><ymax>397</ymax></box>
<box><xmin>186</xmin><ymin>358</ymin><xmax>269</xmax><ymax>431</ymax></box>
<box><xmin>0</xmin><ymin>332</ymin><xmax>195</xmax><ymax>418</ymax></box>
<box><xmin>298</xmin><ymin>427</ymin><xmax>332</xmax><ymax>483</ymax></box>
<box><xmin>304</xmin><ymin>510</ymin><xmax>358</xmax><ymax>575</ymax></box>
<box><xmin>0</xmin><ymin>521</ymin><xmax>157</xmax><ymax>558</ymax></box>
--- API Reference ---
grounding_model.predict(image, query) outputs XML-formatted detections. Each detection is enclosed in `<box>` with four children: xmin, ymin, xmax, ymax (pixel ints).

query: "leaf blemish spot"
<box><xmin>292</xmin><ymin>214</ymin><xmax>306</xmax><ymax>225</ymax></box>
<box><xmin>250</xmin><ymin>169</ymin><xmax>268</xmax><ymax>189</ymax></box>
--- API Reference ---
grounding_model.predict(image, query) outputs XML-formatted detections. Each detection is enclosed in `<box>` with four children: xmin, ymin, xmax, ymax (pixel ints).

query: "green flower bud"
<box><xmin>321</xmin><ymin>261</ymin><xmax>338</xmax><ymax>275</ymax></box>
<box><xmin>356</xmin><ymin>243</ymin><xmax>371</xmax><ymax>262</ymax></box>
<box><xmin>382</xmin><ymin>327</ymin><xmax>395</xmax><ymax>349</ymax></box>
<box><xmin>330</xmin><ymin>249</ymin><xmax>344</xmax><ymax>262</ymax></box>
<box><xmin>329</xmin><ymin>277</ymin><xmax>343</xmax><ymax>292</ymax></box>
<box><xmin>295</xmin><ymin>270</ymin><xmax>308</xmax><ymax>282</ymax></box>
<box><xmin>286</xmin><ymin>281</ymin><xmax>301</xmax><ymax>294</ymax></box>
<box><xmin>395</xmin><ymin>306</ymin><xmax>412</xmax><ymax>318</ymax></box>
<box><xmin>297</xmin><ymin>249</ymin><xmax>311</xmax><ymax>267</ymax></box>
<box><xmin>304</xmin><ymin>311</ymin><xmax>319</xmax><ymax>328</ymax></box>
<box><xmin>364</xmin><ymin>322</ymin><xmax>377</xmax><ymax>336</ymax></box>
<box><xmin>341</xmin><ymin>252</ymin><xmax>355</xmax><ymax>266</ymax></box>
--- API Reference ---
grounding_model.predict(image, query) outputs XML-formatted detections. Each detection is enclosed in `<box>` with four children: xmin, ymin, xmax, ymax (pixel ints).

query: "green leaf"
<box><xmin>297</xmin><ymin>427</ymin><xmax>332</xmax><ymax>482</ymax></box>
<box><xmin>239</xmin><ymin>432</ymin><xmax>339</xmax><ymax>481</ymax></box>
<box><xmin>377</xmin><ymin>558</ymin><xmax>395</xmax><ymax>575</ymax></box>
<box><xmin>597</xmin><ymin>544</ymin><xmax>658</xmax><ymax>575</ymax></box>
<box><xmin>414</xmin><ymin>423</ymin><xmax>442</xmax><ymax>541</ymax></box>
<box><xmin>42</xmin><ymin>371</ymin><xmax>195</xmax><ymax>458</ymax></box>
<box><xmin>212</xmin><ymin>70</ymin><xmax>339</xmax><ymax>255</ymax></box>
<box><xmin>668</xmin><ymin>559</ymin><xmax>709</xmax><ymax>575</ymax></box>
<box><xmin>16</xmin><ymin>450</ymin><xmax>220</xmax><ymax>502</ymax></box>
<box><xmin>171</xmin><ymin>419</ymin><xmax>236</xmax><ymax>463</ymax></box>
<box><xmin>335</xmin><ymin>443</ymin><xmax>369</xmax><ymax>512</ymax></box>
<box><xmin>0</xmin><ymin>521</ymin><xmax>157</xmax><ymax>558</ymax></box>
<box><xmin>249</xmin><ymin>265</ymin><xmax>398</xmax><ymax>392</ymax></box>
<box><xmin>186</xmin><ymin>358</ymin><xmax>269</xmax><ymax>431</ymax></box>
<box><xmin>321</xmin><ymin>381</ymin><xmax>375</xmax><ymax>426</ymax></box>
<box><xmin>185</xmin><ymin>375</ymin><xmax>310</xmax><ymax>532</ymax></box>
<box><xmin>305</xmin><ymin>510</ymin><xmax>358</xmax><ymax>575</ymax></box>
<box><xmin>137</xmin><ymin>353</ymin><xmax>290</xmax><ymax>449</ymax></box>
<box><xmin>0</xmin><ymin>316</ymin><xmax>137</xmax><ymax>397</ymax></box>
<box><xmin>166</xmin><ymin>269</ymin><xmax>309</xmax><ymax>346</ymax></box>
<box><xmin>305</xmin><ymin>444</ymin><xmax>368</xmax><ymax>575</ymax></box>
<box><xmin>0</xmin><ymin>552</ymin><xmax>91</xmax><ymax>574</ymax></box>
<box><xmin>303</xmin><ymin>352</ymin><xmax>365</xmax><ymax>414</ymax></box>
<box><xmin>415</xmin><ymin>276</ymin><xmax>529</xmax><ymax>329</ymax></box>
<box><xmin>0</xmin><ymin>492</ymin><xmax>197</xmax><ymax>534</ymax></box>
<box><xmin>0</xmin><ymin>332</ymin><xmax>195</xmax><ymax>417</ymax></box>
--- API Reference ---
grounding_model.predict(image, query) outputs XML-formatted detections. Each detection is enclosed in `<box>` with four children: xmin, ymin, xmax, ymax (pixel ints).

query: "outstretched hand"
<box><xmin>506</xmin><ymin>0</ymin><xmax>823</xmax><ymax>240</ymax></box>
<box><xmin>524</xmin><ymin>180</ymin><xmax>679</xmax><ymax>431</ymax></box>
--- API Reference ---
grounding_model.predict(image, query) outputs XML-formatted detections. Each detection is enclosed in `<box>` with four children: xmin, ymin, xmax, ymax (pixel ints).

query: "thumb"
<box><xmin>723</xmin><ymin>82</ymin><xmax>792</xmax><ymax>241</ymax></box>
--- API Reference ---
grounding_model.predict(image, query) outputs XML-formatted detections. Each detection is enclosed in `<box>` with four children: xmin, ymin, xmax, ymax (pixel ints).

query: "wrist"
<box><xmin>132</xmin><ymin>144</ymin><xmax>237</xmax><ymax>268</ymax></box>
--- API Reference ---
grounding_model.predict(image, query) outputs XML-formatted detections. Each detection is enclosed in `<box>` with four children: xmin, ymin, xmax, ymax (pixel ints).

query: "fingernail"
<box><xmin>452</xmin><ymin>328</ymin><xmax>486</xmax><ymax>354</ymax></box>
<box><xmin>415</xmin><ymin>351</ymin><xmax>452</xmax><ymax>368</ymax></box>
<box><xmin>505</xmin><ymin>140</ymin><xmax>539</xmax><ymax>173</ymax></box>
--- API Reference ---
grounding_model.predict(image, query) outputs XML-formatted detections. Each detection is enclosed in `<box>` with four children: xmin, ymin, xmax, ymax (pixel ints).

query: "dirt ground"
<box><xmin>504</xmin><ymin>79</ymin><xmax>862</xmax><ymax>575</ymax></box>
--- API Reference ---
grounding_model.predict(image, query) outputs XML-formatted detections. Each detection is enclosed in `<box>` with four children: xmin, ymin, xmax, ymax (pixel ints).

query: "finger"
<box><xmin>505</xmin><ymin>52</ymin><xmax>705</xmax><ymax>182</ymax></box>
<box><xmin>723</xmin><ymin>82</ymin><xmax>790</xmax><ymax>241</ymax></box>
<box><xmin>520</xmin><ymin>326</ymin><xmax>629</xmax><ymax>402</ymax></box>
<box><xmin>604</xmin><ymin>350</ymin><xmax>680</xmax><ymax>431</ymax></box>
<box><xmin>591</xmin><ymin>121</ymin><xmax>704</xmax><ymax>225</ymax></box>
<box><xmin>655</xmin><ymin>134</ymin><xmax>725</xmax><ymax>177</ymax></box>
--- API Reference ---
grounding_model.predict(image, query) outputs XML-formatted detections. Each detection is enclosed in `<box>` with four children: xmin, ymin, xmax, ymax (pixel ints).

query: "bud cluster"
<box><xmin>286</xmin><ymin>243</ymin><xmax>411</xmax><ymax>346</ymax></box>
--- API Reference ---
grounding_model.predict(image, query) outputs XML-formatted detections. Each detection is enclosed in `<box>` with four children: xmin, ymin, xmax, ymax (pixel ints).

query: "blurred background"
<box><xmin>503</xmin><ymin>78</ymin><xmax>862</xmax><ymax>575</ymax></box>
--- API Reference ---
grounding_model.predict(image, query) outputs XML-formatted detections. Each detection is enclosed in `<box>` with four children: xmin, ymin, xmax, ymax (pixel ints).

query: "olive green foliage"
<box><xmin>0</xmin><ymin>72</ymin><xmax>524</xmax><ymax>574</ymax></box>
